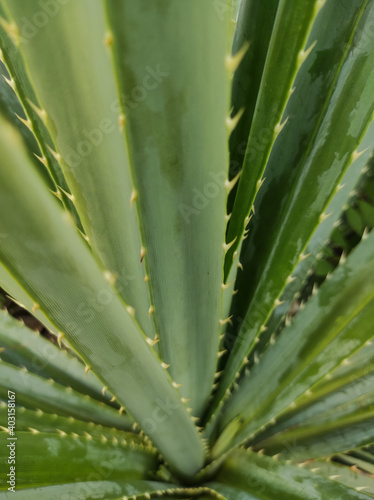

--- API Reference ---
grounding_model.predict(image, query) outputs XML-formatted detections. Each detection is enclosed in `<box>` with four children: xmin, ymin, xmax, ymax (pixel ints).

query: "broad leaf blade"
<box><xmin>104</xmin><ymin>0</ymin><xmax>231</xmax><ymax>416</ymax></box>
<box><xmin>0</xmin><ymin>114</ymin><xmax>205</xmax><ymax>476</ymax></box>
<box><xmin>1</xmin><ymin>0</ymin><xmax>155</xmax><ymax>337</ymax></box>
<box><xmin>0</xmin><ymin>431</ymin><xmax>157</xmax><ymax>487</ymax></box>
<box><xmin>0</xmin><ymin>482</ymin><xmax>176</xmax><ymax>499</ymax></box>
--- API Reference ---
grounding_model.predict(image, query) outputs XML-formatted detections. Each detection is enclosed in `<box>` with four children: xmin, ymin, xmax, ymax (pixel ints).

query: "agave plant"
<box><xmin>0</xmin><ymin>0</ymin><xmax>374</xmax><ymax>497</ymax></box>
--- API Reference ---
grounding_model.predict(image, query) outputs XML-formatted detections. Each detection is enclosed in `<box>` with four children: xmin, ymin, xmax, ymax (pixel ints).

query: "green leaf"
<box><xmin>0</xmin><ymin>481</ymin><xmax>180</xmax><ymax>499</ymax></box>
<box><xmin>0</xmin><ymin>480</ymin><xmax>235</xmax><ymax>500</ymax></box>
<box><xmin>0</xmin><ymin>62</ymin><xmax>44</xmax><ymax>178</ymax></box>
<box><xmin>0</xmin><ymin>405</ymin><xmax>135</xmax><ymax>441</ymax></box>
<box><xmin>256</xmin><ymin>404</ymin><xmax>374</xmax><ymax>461</ymax></box>
<box><xmin>0</xmin><ymin>3</ymin><xmax>79</xmax><ymax>224</ymax></box>
<box><xmin>358</xmin><ymin>198</ymin><xmax>374</xmax><ymax>228</ymax></box>
<box><xmin>250</xmin><ymin>360</ymin><xmax>374</xmax><ymax>448</ymax></box>
<box><xmin>223</xmin><ymin>124</ymin><xmax>374</xmax><ymax>385</ymax></box>
<box><xmin>213</xmin><ymin>0</ymin><xmax>374</xmax><ymax>416</ymax></box>
<box><xmin>0</xmin><ymin>113</ymin><xmax>205</xmax><ymax>477</ymax></box>
<box><xmin>338</xmin><ymin>452</ymin><xmax>374</xmax><ymax>476</ymax></box>
<box><xmin>212</xmin><ymin>449</ymin><xmax>373</xmax><ymax>499</ymax></box>
<box><xmin>257</xmin><ymin>124</ymin><xmax>374</xmax><ymax>353</ymax></box>
<box><xmin>304</xmin><ymin>460</ymin><xmax>374</xmax><ymax>498</ymax></box>
<box><xmin>323</xmin><ymin>339</ymin><xmax>374</xmax><ymax>391</ymax></box>
<box><xmin>0</xmin><ymin>309</ymin><xmax>115</xmax><ymax>406</ymax></box>
<box><xmin>221</xmin><ymin>0</ymin><xmax>281</xmax><ymax>322</ymax></box>
<box><xmin>0</xmin><ymin>261</ymin><xmax>59</xmax><ymax>336</ymax></box>
<box><xmin>1</xmin><ymin>0</ymin><xmax>155</xmax><ymax>337</ymax></box>
<box><xmin>205</xmin><ymin>482</ymin><xmax>259</xmax><ymax>500</ymax></box>
<box><xmin>248</xmin><ymin>316</ymin><xmax>374</xmax><ymax>445</ymax></box>
<box><xmin>0</xmin><ymin>360</ymin><xmax>132</xmax><ymax>430</ymax></box>
<box><xmin>228</xmin><ymin>0</ymin><xmax>280</xmax><ymax>182</ymax></box>
<box><xmin>225</xmin><ymin>0</ymin><xmax>325</xmax><ymax>276</ymax></box>
<box><xmin>103</xmin><ymin>0</ymin><xmax>231</xmax><ymax>416</ymax></box>
<box><xmin>0</xmin><ymin>431</ymin><xmax>157</xmax><ymax>488</ymax></box>
<box><xmin>214</xmin><ymin>229</ymin><xmax>374</xmax><ymax>454</ymax></box>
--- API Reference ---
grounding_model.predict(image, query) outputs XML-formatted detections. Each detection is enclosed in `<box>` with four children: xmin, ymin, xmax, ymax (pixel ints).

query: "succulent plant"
<box><xmin>0</xmin><ymin>0</ymin><xmax>374</xmax><ymax>498</ymax></box>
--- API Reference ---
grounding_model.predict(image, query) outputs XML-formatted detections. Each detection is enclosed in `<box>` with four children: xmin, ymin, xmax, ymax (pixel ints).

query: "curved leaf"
<box><xmin>214</xmin><ymin>0</ymin><xmax>374</xmax><ymax>417</ymax></box>
<box><xmin>0</xmin><ymin>113</ymin><xmax>204</xmax><ymax>476</ymax></box>
<box><xmin>214</xmin><ymin>230</ymin><xmax>374</xmax><ymax>454</ymax></box>
<box><xmin>225</xmin><ymin>0</ymin><xmax>326</xmax><ymax>275</ymax></box>
<box><xmin>1</xmin><ymin>0</ymin><xmax>155</xmax><ymax>337</ymax></box>
<box><xmin>0</xmin><ymin>360</ymin><xmax>132</xmax><ymax>430</ymax></box>
<box><xmin>0</xmin><ymin>309</ymin><xmax>114</xmax><ymax>406</ymax></box>
<box><xmin>0</xmin><ymin>3</ymin><xmax>79</xmax><ymax>223</ymax></box>
<box><xmin>257</xmin><ymin>406</ymin><xmax>374</xmax><ymax>461</ymax></box>
<box><xmin>0</xmin><ymin>404</ymin><xmax>135</xmax><ymax>442</ymax></box>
